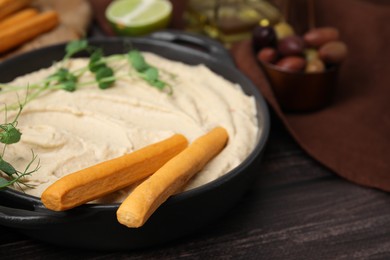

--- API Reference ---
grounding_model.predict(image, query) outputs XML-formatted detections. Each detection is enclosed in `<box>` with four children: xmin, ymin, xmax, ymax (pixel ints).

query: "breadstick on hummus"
<box><xmin>117</xmin><ymin>127</ymin><xmax>229</xmax><ymax>228</ymax></box>
<box><xmin>41</xmin><ymin>134</ymin><xmax>188</xmax><ymax>211</ymax></box>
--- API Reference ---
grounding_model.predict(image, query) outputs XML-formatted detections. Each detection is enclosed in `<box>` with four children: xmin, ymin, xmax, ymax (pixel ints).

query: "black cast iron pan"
<box><xmin>0</xmin><ymin>30</ymin><xmax>270</xmax><ymax>250</ymax></box>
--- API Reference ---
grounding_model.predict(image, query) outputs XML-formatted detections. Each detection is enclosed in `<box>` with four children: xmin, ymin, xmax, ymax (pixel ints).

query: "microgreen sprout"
<box><xmin>0</xmin><ymin>103</ymin><xmax>40</xmax><ymax>190</ymax></box>
<box><xmin>127</xmin><ymin>49</ymin><xmax>172</xmax><ymax>94</ymax></box>
<box><xmin>46</xmin><ymin>68</ymin><xmax>78</xmax><ymax>92</ymax></box>
<box><xmin>0</xmin><ymin>40</ymin><xmax>175</xmax><ymax>112</ymax></box>
<box><xmin>88</xmin><ymin>49</ymin><xmax>116</xmax><ymax>89</ymax></box>
<box><xmin>0</xmin><ymin>103</ymin><xmax>22</xmax><ymax>145</ymax></box>
<box><xmin>64</xmin><ymin>39</ymin><xmax>89</xmax><ymax>59</ymax></box>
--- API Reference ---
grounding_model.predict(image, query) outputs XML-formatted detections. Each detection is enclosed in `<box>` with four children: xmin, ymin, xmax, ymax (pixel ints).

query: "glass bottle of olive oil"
<box><xmin>184</xmin><ymin>0</ymin><xmax>281</xmax><ymax>45</ymax></box>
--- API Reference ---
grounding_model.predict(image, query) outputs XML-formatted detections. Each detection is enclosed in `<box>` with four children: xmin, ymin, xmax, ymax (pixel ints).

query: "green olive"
<box><xmin>304</xmin><ymin>48</ymin><xmax>320</xmax><ymax>61</ymax></box>
<box><xmin>273</xmin><ymin>22</ymin><xmax>295</xmax><ymax>40</ymax></box>
<box><xmin>305</xmin><ymin>58</ymin><xmax>325</xmax><ymax>73</ymax></box>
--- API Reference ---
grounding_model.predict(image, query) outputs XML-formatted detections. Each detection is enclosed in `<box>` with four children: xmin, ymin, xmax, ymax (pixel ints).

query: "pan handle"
<box><xmin>0</xmin><ymin>205</ymin><xmax>68</xmax><ymax>227</ymax></box>
<box><xmin>0</xmin><ymin>189</ymin><xmax>64</xmax><ymax>227</ymax></box>
<box><xmin>0</xmin><ymin>202</ymin><xmax>100</xmax><ymax>228</ymax></box>
<box><xmin>0</xmin><ymin>205</ymin><xmax>62</xmax><ymax>226</ymax></box>
<box><xmin>147</xmin><ymin>30</ymin><xmax>235</xmax><ymax>67</ymax></box>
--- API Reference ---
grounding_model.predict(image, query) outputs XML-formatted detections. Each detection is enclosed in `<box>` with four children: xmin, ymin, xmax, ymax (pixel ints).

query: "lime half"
<box><xmin>106</xmin><ymin>0</ymin><xmax>172</xmax><ymax>36</ymax></box>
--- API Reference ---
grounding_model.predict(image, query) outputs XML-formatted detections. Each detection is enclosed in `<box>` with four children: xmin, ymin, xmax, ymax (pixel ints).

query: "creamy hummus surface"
<box><xmin>0</xmin><ymin>53</ymin><xmax>260</xmax><ymax>203</ymax></box>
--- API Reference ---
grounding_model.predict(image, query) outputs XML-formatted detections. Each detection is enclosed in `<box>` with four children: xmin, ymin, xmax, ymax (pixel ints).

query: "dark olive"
<box><xmin>275</xmin><ymin>56</ymin><xmax>306</xmax><ymax>72</ymax></box>
<box><xmin>277</xmin><ymin>35</ymin><xmax>305</xmax><ymax>56</ymax></box>
<box><xmin>318</xmin><ymin>41</ymin><xmax>348</xmax><ymax>64</ymax></box>
<box><xmin>256</xmin><ymin>47</ymin><xmax>278</xmax><ymax>63</ymax></box>
<box><xmin>304</xmin><ymin>27</ymin><xmax>340</xmax><ymax>47</ymax></box>
<box><xmin>252</xmin><ymin>25</ymin><xmax>277</xmax><ymax>52</ymax></box>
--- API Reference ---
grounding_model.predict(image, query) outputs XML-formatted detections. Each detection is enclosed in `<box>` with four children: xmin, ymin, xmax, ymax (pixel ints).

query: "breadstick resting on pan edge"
<box><xmin>116</xmin><ymin>126</ymin><xmax>229</xmax><ymax>228</ymax></box>
<box><xmin>41</xmin><ymin>134</ymin><xmax>188</xmax><ymax>211</ymax></box>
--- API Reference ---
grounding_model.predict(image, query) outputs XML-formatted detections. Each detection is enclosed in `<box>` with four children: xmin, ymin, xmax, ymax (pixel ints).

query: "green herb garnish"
<box><xmin>95</xmin><ymin>66</ymin><xmax>115</xmax><ymax>89</ymax></box>
<box><xmin>0</xmin><ymin>40</ymin><xmax>175</xmax><ymax>111</ymax></box>
<box><xmin>64</xmin><ymin>39</ymin><xmax>89</xmax><ymax>59</ymax></box>
<box><xmin>128</xmin><ymin>50</ymin><xmax>149</xmax><ymax>71</ymax></box>
<box><xmin>46</xmin><ymin>68</ymin><xmax>78</xmax><ymax>92</ymax></box>
<box><xmin>88</xmin><ymin>49</ymin><xmax>116</xmax><ymax>89</ymax></box>
<box><xmin>0</xmin><ymin>103</ymin><xmax>40</xmax><ymax>190</ymax></box>
<box><xmin>88</xmin><ymin>49</ymin><xmax>105</xmax><ymax>72</ymax></box>
<box><xmin>127</xmin><ymin>50</ymin><xmax>172</xmax><ymax>94</ymax></box>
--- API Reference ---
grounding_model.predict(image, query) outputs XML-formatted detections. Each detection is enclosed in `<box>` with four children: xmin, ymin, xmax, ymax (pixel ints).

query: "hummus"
<box><xmin>0</xmin><ymin>52</ymin><xmax>259</xmax><ymax>203</ymax></box>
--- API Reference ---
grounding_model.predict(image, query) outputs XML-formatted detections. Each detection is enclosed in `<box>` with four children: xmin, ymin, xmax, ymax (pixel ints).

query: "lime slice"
<box><xmin>106</xmin><ymin>0</ymin><xmax>172</xmax><ymax>36</ymax></box>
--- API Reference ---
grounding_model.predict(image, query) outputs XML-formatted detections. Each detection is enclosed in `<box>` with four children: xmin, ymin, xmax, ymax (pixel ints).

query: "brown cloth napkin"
<box><xmin>232</xmin><ymin>0</ymin><xmax>390</xmax><ymax>191</ymax></box>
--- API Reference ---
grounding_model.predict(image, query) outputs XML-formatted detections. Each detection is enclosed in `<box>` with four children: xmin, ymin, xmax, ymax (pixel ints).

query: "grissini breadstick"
<box><xmin>0</xmin><ymin>8</ymin><xmax>38</xmax><ymax>31</ymax></box>
<box><xmin>0</xmin><ymin>0</ymin><xmax>32</xmax><ymax>21</ymax></box>
<box><xmin>0</xmin><ymin>10</ymin><xmax>59</xmax><ymax>53</ymax></box>
<box><xmin>117</xmin><ymin>126</ymin><xmax>229</xmax><ymax>228</ymax></box>
<box><xmin>41</xmin><ymin>134</ymin><xmax>188</xmax><ymax>211</ymax></box>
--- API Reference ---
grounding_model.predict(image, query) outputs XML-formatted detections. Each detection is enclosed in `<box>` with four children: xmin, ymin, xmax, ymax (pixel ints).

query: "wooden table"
<box><xmin>1</xmin><ymin>112</ymin><xmax>390</xmax><ymax>259</ymax></box>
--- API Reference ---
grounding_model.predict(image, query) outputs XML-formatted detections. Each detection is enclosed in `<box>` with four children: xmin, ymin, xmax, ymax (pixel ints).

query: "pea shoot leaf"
<box><xmin>95</xmin><ymin>66</ymin><xmax>115</xmax><ymax>89</ymax></box>
<box><xmin>47</xmin><ymin>68</ymin><xmax>78</xmax><ymax>92</ymax></box>
<box><xmin>150</xmin><ymin>80</ymin><xmax>166</xmax><ymax>90</ymax></box>
<box><xmin>0</xmin><ymin>158</ymin><xmax>17</xmax><ymax>176</ymax></box>
<box><xmin>88</xmin><ymin>49</ymin><xmax>105</xmax><ymax>73</ymax></box>
<box><xmin>143</xmin><ymin>67</ymin><xmax>158</xmax><ymax>82</ymax></box>
<box><xmin>0</xmin><ymin>124</ymin><xmax>21</xmax><ymax>144</ymax></box>
<box><xmin>60</xmin><ymin>81</ymin><xmax>77</xmax><ymax>92</ymax></box>
<box><xmin>128</xmin><ymin>50</ymin><xmax>170</xmax><ymax>92</ymax></box>
<box><xmin>128</xmin><ymin>50</ymin><xmax>149</xmax><ymax>72</ymax></box>
<box><xmin>0</xmin><ymin>177</ymin><xmax>9</xmax><ymax>188</ymax></box>
<box><xmin>65</xmin><ymin>39</ymin><xmax>88</xmax><ymax>59</ymax></box>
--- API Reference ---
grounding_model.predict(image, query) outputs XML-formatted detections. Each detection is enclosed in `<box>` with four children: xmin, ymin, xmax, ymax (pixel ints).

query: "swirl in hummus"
<box><xmin>0</xmin><ymin>52</ymin><xmax>260</xmax><ymax>203</ymax></box>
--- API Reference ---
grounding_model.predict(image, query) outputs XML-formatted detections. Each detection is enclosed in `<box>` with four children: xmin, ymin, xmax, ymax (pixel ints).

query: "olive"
<box><xmin>278</xmin><ymin>35</ymin><xmax>305</xmax><ymax>56</ymax></box>
<box><xmin>305</xmin><ymin>58</ymin><xmax>325</xmax><ymax>73</ymax></box>
<box><xmin>275</xmin><ymin>56</ymin><xmax>306</xmax><ymax>72</ymax></box>
<box><xmin>252</xmin><ymin>25</ymin><xmax>277</xmax><ymax>52</ymax></box>
<box><xmin>274</xmin><ymin>22</ymin><xmax>295</xmax><ymax>40</ymax></box>
<box><xmin>319</xmin><ymin>40</ymin><xmax>348</xmax><ymax>64</ymax></box>
<box><xmin>257</xmin><ymin>47</ymin><xmax>278</xmax><ymax>63</ymax></box>
<box><xmin>304</xmin><ymin>27</ymin><xmax>340</xmax><ymax>47</ymax></box>
<box><xmin>304</xmin><ymin>48</ymin><xmax>319</xmax><ymax>61</ymax></box>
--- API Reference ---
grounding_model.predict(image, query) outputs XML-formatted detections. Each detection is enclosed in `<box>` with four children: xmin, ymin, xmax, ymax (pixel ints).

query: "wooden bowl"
<box><xmin>260</xmin><ymin>61</ymin><xmax>339</xmax><ymax>112</ymax></box>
